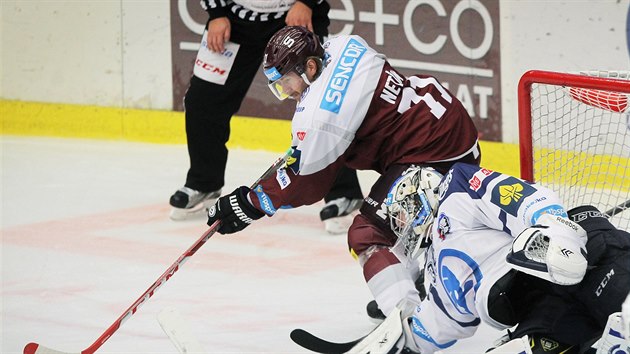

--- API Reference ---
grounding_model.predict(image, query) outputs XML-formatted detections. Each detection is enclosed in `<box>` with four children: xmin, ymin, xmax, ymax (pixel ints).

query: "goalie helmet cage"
<box><xmin>518</xmin><ymin>70</ymin><xmax>630</xmax><ymax>230</ymax></box>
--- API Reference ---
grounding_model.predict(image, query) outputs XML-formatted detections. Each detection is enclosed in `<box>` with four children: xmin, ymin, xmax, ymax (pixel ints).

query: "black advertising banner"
<box><xmin>170</xmin><ymin>0</ymin><xmax>501</xmax><ymax>141</ymax></box>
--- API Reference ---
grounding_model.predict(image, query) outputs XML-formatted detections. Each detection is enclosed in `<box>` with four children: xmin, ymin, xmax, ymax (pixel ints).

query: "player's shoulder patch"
<box><xmin>253</xmin><ymin>185</ymin><xmax>277</xmax><ymax>216</ymax></box>
<box><xmin>438</xmin><ymin>163</ymin><xmax>497</xmax><ymax>201</ymax></box>
<box><xmin>319</xmin><ymin>37</ymin><xmax>368</xmax><ymax>114</ymax></box>
<box><xmin>490</xmin><ymin>176</ymin><xmax>537</xmax><ymax>216</ymax></box>
<box><xmin>275</xmin><ymin>168</ymin><xmax>291</xmax><ymax>190</ymax></box>
<box><xmin>468</xmin><ymin>167</ymin><xmax>494</xmax><ymax>192</ymax></box>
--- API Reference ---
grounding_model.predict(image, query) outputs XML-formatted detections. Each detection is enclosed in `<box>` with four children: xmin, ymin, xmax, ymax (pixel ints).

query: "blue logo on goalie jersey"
<box><xmin>438</xmin><ymin>249</ymin><xmax>483</xmax><ymax>316</ymax></box>
<box><xmin>319</xmin><ymin>38</ymin><xmax>367</xmax><ymax>114</ymax></box>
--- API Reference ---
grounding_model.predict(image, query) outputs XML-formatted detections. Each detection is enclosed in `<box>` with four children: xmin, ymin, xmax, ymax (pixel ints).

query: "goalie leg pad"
<box><xmin>596</xmin><ymin>312</ymin><xmax>629</xmax><ymax>354</ymax></box>
<box><xmin>347</xmin><ymin>306</ymin><xmax>405</xmax><ymax>354</ymax></box>
<box><xmin>348</xmin><ymin>299</ymin><xmax>426</xmax><ymax>354</ymax></box>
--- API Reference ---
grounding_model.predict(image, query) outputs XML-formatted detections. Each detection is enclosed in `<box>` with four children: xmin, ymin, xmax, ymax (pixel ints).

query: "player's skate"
<box><xmin>320</xmin><ymin>197</ymin><xmax>363</xmax><ymax>234</ymax></box>
<box><xmin>169</xmin><ymin>187</ymin><xmax>221</xmax><ymax>221</ymax></box>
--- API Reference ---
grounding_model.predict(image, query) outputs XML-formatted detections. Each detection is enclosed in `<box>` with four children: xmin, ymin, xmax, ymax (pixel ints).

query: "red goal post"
<box><xmin>518</xmin><ymin>70</ymin><xmax>630</xmax><ymax>229</ymax></box>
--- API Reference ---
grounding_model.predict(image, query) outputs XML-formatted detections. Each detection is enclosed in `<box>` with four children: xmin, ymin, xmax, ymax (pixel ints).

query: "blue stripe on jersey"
<box><xmin>437</xmin><ymin>249</ymin><xmax>484</xmax><ymax>315</ymax></box>
<box><xmin>319</xmin><ymin>38</ymin><xmax>367</xmax><ymax>114</ymax></box>
<box><xmin>428</xmin><ymin>286</ymin><xmax>481</xmax><ymax>328</ymax></box>
<box><xmin>499</xmin><ymin>209</ymin><xmax>511</xmax><ymax>234</ymax></box>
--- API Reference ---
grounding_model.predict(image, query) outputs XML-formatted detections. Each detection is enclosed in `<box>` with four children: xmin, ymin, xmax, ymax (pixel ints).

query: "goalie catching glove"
<box><xmin>507</xmin><ymin>214</ymin><xmax>588</xmax><ymax>285</ymax></box>
<box><xmin>207</xmin><ymin>186</ymin><xmax>264</xmax><ymax>234</ymax></box>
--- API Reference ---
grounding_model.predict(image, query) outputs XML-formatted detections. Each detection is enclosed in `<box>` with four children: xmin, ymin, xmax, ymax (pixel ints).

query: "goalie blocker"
<box><xmin>490</xmin><ymin>205</ymin><xmax>630</xmax><ymax>351</ymax></box>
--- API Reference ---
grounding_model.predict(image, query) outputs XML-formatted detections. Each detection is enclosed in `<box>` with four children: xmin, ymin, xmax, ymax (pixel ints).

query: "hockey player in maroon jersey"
<box><xmin>206</xmin><ymin>26</ymin><xmax>481</xmax><ymax>320</ymax></box>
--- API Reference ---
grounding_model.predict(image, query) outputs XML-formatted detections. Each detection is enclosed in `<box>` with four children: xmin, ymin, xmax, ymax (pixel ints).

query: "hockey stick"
<box><xmin>23</xmin><ymin>148</ymin><xmax>293</xmax><ymax>354</ymax></box>
<box><xmin>605</xmin><ymin>199</ymin><xmax>630</xmax><ymax>218</ymax></box>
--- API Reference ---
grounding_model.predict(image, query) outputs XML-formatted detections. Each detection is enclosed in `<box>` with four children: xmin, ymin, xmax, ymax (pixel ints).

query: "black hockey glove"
<box><xmin>207</xmin><ymin>186</ymin><xmax>264</xmax><ymax>234</ymax></box>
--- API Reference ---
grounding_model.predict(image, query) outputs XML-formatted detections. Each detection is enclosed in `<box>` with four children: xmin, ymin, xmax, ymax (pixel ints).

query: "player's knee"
<box><xmin>348</xmin><ymin>214</ymin><xmax>394</xmax><ymax>264</ymax></box>
<box><xmin>347</xmin><ymin>216</ymin><xmax>364</xmax><ymax>254</ymax></box>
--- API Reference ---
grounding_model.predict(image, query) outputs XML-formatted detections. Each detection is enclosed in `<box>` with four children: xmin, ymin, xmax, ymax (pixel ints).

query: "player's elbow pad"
<box><xmin>507</xmin><ymin>214</ymin><xmax>587</xmax><ymax>285</ymax></box>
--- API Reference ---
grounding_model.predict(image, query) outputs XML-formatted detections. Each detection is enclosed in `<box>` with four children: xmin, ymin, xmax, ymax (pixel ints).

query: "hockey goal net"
<box><xmin>518</xmin><ymin>70</ymin><xmax>630</xmax><ymax>230</ymax></box>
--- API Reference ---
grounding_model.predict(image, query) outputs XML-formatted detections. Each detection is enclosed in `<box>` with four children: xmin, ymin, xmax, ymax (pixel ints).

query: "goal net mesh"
<box><xmin>524</xmin><ymin>70</ymin><xmax>630</xmax><ymax>230</ymax></box>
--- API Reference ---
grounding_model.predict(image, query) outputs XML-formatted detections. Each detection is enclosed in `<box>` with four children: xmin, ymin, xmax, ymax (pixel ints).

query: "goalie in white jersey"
<box><xmin>373</xmin><ymin>163</ymin><xmax>630</xmax><ymax>354</ymax></box>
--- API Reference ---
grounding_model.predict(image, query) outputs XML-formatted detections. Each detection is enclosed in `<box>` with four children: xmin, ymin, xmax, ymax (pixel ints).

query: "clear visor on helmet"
<box><xmin>265</xmin><ymin>70</ymin><xmax>305</xmax><ymax>101</ymax></box>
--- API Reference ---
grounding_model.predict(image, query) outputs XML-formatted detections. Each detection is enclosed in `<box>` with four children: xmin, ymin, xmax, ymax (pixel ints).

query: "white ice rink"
<box><xmin>2</xmin><ymin>136</ymin><xmax>503</xmax><ymax>353</ymax></box>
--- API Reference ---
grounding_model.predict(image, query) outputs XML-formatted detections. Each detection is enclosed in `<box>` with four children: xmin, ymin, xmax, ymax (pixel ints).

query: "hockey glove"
<box><xmin>507</xmin><ymin>214</ymin><xmax>587</xmax><ymax>285</ymax></box>
<box><xmin>207</xmin><ymin>186</ymin><xmax>264</xmax><ymax>234</ymax></box>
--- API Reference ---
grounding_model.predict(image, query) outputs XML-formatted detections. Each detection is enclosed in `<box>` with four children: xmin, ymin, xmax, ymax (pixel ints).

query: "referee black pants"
<box><xmin>182</xmin><ymin>7</ymin><xmax>362</xmax><ymax>202</ymax></box>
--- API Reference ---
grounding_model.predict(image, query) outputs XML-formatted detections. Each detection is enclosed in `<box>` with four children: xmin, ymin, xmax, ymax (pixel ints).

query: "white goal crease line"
<box><xmin>179</xmin><ymin>42</ymin><xmax>495</xmax><ymax>78</ymax></box>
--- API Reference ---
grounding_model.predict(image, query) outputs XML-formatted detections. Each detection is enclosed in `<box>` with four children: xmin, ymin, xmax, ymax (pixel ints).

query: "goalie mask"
<box><xmin>386</xmin><ymin>166</ymin><xmax>443</xmax><ymax>258</ymax></box>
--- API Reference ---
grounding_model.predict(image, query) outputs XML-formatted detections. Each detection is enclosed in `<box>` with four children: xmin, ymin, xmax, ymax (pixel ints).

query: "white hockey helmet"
<box><xmin>386</xmin><ymin>166</ymin><xmax>443</xmax><ymax>257</ymax></box>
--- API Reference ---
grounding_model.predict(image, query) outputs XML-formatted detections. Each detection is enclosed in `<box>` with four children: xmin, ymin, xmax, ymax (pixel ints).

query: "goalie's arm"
<box><xmin>454</xmin><ymin>167</ymin><xmax>589</xmax><ymax>285</ymax></box>
<box><xmin>507</xmin><ymin>214</ymin><xmax>588</xmax><ymax>285</ymax></box>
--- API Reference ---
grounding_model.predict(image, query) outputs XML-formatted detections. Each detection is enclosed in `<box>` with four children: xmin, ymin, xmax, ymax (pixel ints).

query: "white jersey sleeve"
<box><xmin>289</xmin><ymin>35</ymin><xmax>385</xmax><ymax>175</ymax></box>
<box><xmin>436</xmin><ymin>163</ymin><xmax>569</xmax><ymax>235</ymax></box>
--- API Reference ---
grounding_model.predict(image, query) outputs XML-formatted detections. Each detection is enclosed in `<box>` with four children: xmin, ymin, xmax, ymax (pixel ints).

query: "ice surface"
<box><xmin>1</xmin><ymin>136</ymin><xmax>502</xmax><ymax>353</ymax></box>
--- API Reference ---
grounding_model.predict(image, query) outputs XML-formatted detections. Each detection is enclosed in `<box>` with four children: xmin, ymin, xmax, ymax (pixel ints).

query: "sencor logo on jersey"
<box><xmin>320</xmin><ymin>38</ymin><xmax>367</xmax><ymax>114</ymax></box>
<box><xmin>490</xmin><ymin>177</ymin><xmax>536</xmax><ymax>216</ymax></box>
